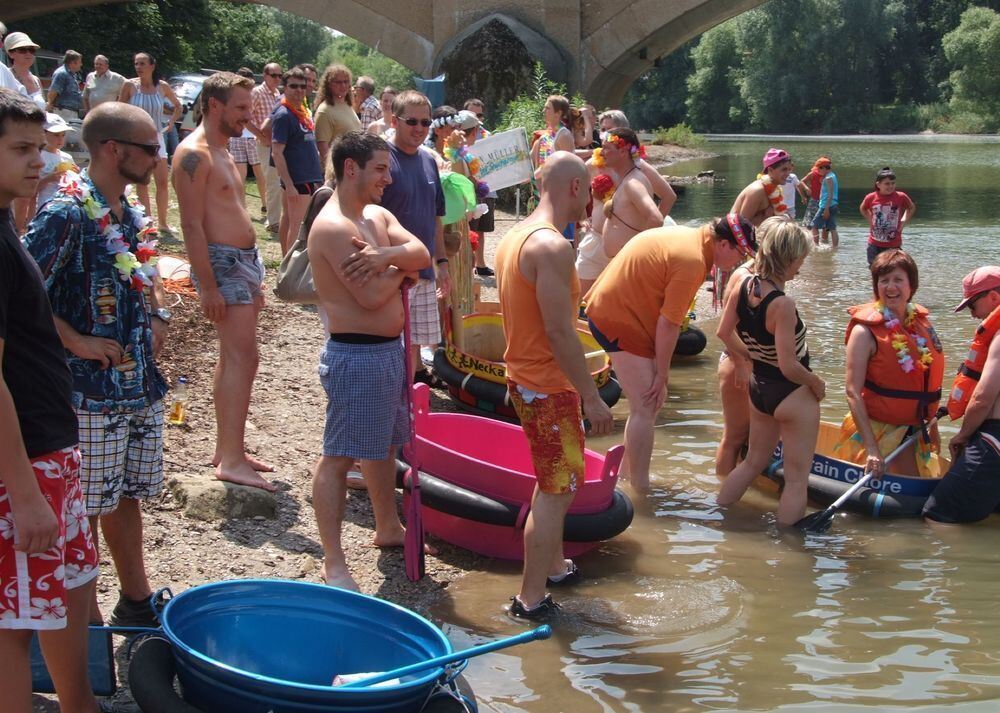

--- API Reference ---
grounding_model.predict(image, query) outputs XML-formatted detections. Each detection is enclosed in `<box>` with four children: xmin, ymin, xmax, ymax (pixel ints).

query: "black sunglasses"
<box><xmin>100</xmin><ymin>138</ymin><xmax>159</xmax><ymax>157</ymax></box>
<box><xmin>11</xmin><ymin>47</ymin><xmax>37</xmax><ymax>54</ymax></box>
<box><xmin>266</xmin><ymin>72</ymin><xmax>281</xmax><ymax>78</ymax></box>
<box><xmin>286</xmin><ymin>83</ymin><xmax>306</xmax><ymax>90</ymax></box>
<box><xmin>400</xmin><ymin>117</ymin><xmax>432</xmax><ymax>127</ymax></box>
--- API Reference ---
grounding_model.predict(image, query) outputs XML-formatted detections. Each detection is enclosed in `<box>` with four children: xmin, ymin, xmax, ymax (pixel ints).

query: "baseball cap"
<box><xmin>4</xmin><ymin>32</ymin><xmax>39</xmax><ymax>53</ymax></box>
<box><xmin>456</xmin><ymin>110</ymin><xmax>480</xmax><ymax>131</ymax></box>
<box><xmin>44</xmin><ymin>112</ymin><xmax>72</xmax><ymax>133</ymax></box>
<box><xmin>762</xmin><ymin>147</ymin><xmax>790</xmax><ymax>170</ymax></box>
<box><xmin>954</xmin><ymin>265</ymin><xmax>1000</xmax><ymax>312</ymax></box>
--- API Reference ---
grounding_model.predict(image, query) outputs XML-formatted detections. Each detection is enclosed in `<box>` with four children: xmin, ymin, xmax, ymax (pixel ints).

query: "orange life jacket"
<box><xmin>846</xmin><ymin>302</ymin><xmax>945</xmax><ymax>426</ymax></box>
<box><xmin>947</xmin><ymin>303</ymin><xmax>1000</xmax><ymax>420</ymax></box>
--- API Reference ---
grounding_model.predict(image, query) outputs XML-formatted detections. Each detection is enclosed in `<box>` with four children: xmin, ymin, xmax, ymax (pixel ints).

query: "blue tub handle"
<box><xmin>150</xmin><ymin>587</ymin><xmax>173</xmax><ymax>621</ymax></box>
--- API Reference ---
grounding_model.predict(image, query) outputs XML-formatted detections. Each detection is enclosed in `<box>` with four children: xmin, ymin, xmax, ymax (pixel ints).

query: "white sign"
<box><xmin>467</xmin><ymin>128</ymin><xmax>533</xmax><ymax>191</ymax></box>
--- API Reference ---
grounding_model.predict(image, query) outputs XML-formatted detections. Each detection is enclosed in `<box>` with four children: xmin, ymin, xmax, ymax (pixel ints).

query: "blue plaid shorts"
<box><xmin>318</xmin><ymin>338</ymin><xmax>409</xmax><ymax>460</ymax></box>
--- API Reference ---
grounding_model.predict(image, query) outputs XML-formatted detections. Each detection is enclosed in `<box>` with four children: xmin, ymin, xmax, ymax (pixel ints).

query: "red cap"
<box><xmin>954</xmin><ymin>265</ymin><xmax>1000</xmax><ymax>312</ymax></box>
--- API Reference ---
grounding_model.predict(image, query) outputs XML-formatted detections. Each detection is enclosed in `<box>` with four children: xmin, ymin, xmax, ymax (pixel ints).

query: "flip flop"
<box><xmin>346</xmin><ymin>470</ymin><xmax>368</xmax><ymax>491</ymax></box>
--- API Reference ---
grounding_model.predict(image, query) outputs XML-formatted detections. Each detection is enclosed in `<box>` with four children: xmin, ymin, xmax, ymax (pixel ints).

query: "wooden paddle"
<box><xmin>401</xmin><ymin>285</ymin><xmax>425</xmax><ymax>581</ymax></box>
<box><xmin>795</xmin><ymin>409</ymin><xmax>945</xmax><ymax>533</ymax></box>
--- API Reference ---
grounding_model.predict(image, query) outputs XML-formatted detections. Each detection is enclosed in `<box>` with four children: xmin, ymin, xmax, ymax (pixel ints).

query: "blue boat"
<box><xmin>760</xmin><ymin>421</ymin><xmax>948</xmax><ymax>518</ymax></box>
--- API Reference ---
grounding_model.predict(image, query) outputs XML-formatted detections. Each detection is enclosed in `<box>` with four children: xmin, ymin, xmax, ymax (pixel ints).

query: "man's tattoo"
<box><xmin>179</xmin><ymin>151</ymin><xmax>201</xmax><ymax>181</ymax></box>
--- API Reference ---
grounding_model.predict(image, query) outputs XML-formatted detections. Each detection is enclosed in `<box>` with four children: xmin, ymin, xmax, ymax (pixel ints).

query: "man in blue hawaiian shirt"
<box><xmin>24</xmin><ymin>102</ymin><xmax>168</xmax><ymax>628</ymax></box>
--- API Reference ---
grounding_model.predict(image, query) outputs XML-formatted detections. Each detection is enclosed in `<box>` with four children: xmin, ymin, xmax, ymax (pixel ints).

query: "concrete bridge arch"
<box><xmin>7</xmin><ymin>0</ymin><xmax>768</xmax><ymax>108</ymax></box>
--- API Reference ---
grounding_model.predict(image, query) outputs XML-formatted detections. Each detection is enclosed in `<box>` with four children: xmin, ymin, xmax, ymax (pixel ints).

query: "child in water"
<box><xmin>810</xmin><ymin>158</ymin><xmax>839</xmax><ymax>247</ymax></box>
<box><xmin>860</xmin><ymin>166</ymin><xmax>916</xmax><ymax>266</ymax></box>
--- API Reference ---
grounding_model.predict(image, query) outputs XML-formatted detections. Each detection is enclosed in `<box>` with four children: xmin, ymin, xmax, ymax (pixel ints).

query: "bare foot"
<box><xmin>320</xmin><ymin>566</ymin><xmax>360</xmax><ymax>592</ymax></box>
<box><xmin>371</xmin><ymin>531</ymin><xmax>439</xmax><ymax>555</ymax></box>
<box><xmin>215</xmin><ymin>461</ymin><xmax>277</xmax><ymax>492</ymax></box>
<box><xmin>211</xmin><ymin>453</ymin><xmax>274</xmax><ymax>472</ymax></box>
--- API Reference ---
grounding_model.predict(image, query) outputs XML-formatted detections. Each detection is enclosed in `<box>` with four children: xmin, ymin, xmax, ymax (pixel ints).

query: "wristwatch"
<box><xmin>153</xmin><ymin>307</ymin><xmax>173</xmax><ymax>324</ymax></box>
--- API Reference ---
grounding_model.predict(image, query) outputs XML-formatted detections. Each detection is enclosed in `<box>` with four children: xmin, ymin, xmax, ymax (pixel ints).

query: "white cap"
<box><xmin>44</xmin><ymin>112</ymin><xmax>72</xmax><ymax>133</ymax></box>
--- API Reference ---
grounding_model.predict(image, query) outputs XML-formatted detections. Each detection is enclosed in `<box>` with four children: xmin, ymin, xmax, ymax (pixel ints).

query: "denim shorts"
<box><xmin>811</xmin><ymin>203</ymin><xmax>839</xmax><ymax>231</ymax></box>
<box><xmin>191</xmin><ymin>243</ymin><xmax>266</xmax><ymax>305</ymax></box>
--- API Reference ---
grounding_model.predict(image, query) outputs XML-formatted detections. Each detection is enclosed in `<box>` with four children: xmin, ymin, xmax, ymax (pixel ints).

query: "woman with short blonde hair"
<box><xmin>716</xmin><ymin>216</ymin><xmax>825</xmax><ymax>525</ymax></box>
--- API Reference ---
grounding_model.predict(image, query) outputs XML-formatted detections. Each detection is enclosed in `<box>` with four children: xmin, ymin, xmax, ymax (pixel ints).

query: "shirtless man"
<box><xmin>600</xmin><ymin>128</ymin><xmax>662</xmax><ymax>259</ymax></box>
<box><xmin>923</xmin><ymin>267</ymin><xmax>1000</xmax><ymax>524</ymax></box>
<box><xmin>731</xmin><ymin>147</ymin><xmax>793</xmax><ymax>226</ymax></box>
<box><xmin>173</xmin><ymin>72</ymin><xmax>274</xmax><ymax>491</ymax></box>
<box><xmin>308</xmin><ymin>131</ymin><xmax>430</xmax><ymax>590</ymax></box>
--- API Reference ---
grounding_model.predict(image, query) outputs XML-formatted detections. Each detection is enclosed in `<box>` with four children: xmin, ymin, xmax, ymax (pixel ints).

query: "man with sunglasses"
<box><xmin>23</xmin><ymin>102</ymin><xmax>169</xmax><ymax>629</ymax></box>
<box><xmin>379</xmin><ymin>90</ymin><xmax>449</xmax><ymax>383</ymax></box>
<box><xmin>250</xmin><ymin>62</ymin><xmax>283</xmax><ymax>232</ymax></box>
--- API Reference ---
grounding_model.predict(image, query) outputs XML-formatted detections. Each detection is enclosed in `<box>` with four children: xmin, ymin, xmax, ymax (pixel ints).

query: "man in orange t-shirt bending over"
<box><xmin>496</xmin><ymin>151</ymin><xmax>614</xmax><ymax>621</ymax></box>
<box><xmin>585</xmin><ymin>216</ymin><xmax>757</xmax><ymax>490</ymax></box>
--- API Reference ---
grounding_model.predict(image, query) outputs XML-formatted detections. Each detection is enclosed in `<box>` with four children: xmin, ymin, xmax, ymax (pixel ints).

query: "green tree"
<box><xmin>315</xmin><ymin>36</ymin><xmax>414</xmax><ymax>91</ymax></box>
<box><xmin>270</xmin><ymin>9</ymin><xmax>331</xmax><ymax>68</ymax></box>
<box><xmin>685</xmin><ymin>20</ymin><xmax>743</xmax><ymax>132</ymax></box>
<box><xmin>942</xmin><ymin>5</ymin><xmax>1000</xmax><ymax>128</ymax></box>
<box><xmin>199</xmin><ymin>3</ymin><xmax>283</xmax><ymax>72</ymax></box>
<box><xmin>621</xmin><ymin>40</ymin><xmax>695</xmax><ymax>131</ymax></box>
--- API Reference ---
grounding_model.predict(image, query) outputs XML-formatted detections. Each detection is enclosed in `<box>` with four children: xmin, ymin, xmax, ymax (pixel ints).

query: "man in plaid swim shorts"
<box><xmin>0</xmin><ymin>88</ymin><xmax>102</xmax><ymax>713</ymax></box>
<box><xmin>495</xmin><ymin>152</ymin><xmax>614</xmax><ymax>621</ymax></box>
<box><xmin>308</xmin><ymin>131</ymin><xmax>430</xmax><ymax>592</ymax></box>
<box><xmin>24</xmin><ymin>102</ymin><xmax>170</xmax><ymax>630</ymax></box>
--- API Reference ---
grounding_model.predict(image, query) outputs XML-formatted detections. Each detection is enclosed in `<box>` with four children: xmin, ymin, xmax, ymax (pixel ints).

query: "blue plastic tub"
<box><xmin>159</xmin><ymin>579</ymin><xmax>452</xmax><ymax>712</ymax></box>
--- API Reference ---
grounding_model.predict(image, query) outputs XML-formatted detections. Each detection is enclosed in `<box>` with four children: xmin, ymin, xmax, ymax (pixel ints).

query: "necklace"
<box><xmin>875</xmin><ymin>300</ymin><xmax>933</xmax><ymax>373</ymax></box>
<box><xmin>58</xmin><ymin>172</ymin><xmax>158</xmax><ymax>290</ymax></box>
<box><xmin>758</xmin><ymin>174</ymin><xmax>788</xmax><ymax>214</ymax></box>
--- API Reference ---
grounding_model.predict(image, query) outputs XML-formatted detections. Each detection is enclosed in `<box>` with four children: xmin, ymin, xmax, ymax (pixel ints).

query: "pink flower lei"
<box><xmin>60</xmin><ymin>173</ymin><xmax>159</xmax><ymax>290</ymax></box>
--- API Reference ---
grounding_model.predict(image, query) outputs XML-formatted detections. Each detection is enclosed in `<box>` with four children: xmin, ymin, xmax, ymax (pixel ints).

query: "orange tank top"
<box><xmin>495</xmin><ymin>221</ymin><xmax>579</xmax><ymax>393</ymax></box>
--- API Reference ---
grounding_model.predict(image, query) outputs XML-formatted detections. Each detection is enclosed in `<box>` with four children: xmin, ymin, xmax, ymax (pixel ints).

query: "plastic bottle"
<box><xmin>167</xmin><ymin>376</ymin><xmax>188</xmax><ymax>426</ymax></box>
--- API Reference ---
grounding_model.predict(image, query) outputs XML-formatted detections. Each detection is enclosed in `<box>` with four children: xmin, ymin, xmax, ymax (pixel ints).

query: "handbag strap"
<box><xmin>294</xmin><ymin>185</ymin><xmax>334</xmax><ymax>248</ymax></box>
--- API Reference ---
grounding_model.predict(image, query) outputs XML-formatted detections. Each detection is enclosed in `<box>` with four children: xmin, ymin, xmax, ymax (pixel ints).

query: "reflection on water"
<box><xmin>427</xmin><ymin>138</ymin><xmax>1000</xmax><ymax>711</ymax></box>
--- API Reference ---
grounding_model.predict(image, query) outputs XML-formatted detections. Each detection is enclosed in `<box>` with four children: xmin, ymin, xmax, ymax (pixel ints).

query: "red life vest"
<box><xmin>846</xmin><ymin>302</ymin><xmax>945</xmax><ymax>426</ymax></box>
<box><xmin>947</xmin><ymin>304</ymin><xmax>1000</xmax><ymax>420</ymax></box>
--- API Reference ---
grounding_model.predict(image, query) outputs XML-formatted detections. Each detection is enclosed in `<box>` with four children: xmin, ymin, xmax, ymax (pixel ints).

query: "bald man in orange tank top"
<box><xmin>496</xmin><ymin>151</ymin><xmax>614</xmax><ymax>621</ymax></box>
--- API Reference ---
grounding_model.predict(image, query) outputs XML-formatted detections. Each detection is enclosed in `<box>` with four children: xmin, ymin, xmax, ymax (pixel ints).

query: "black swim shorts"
<box><xmin>922</xmin><ymin>419</ymin><xmax>1000</xmax><ymax>524</ymax></box>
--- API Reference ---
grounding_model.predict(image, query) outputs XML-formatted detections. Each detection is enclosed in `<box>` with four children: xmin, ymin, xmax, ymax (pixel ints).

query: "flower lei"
<box><xmin>443</xmin><ymin>140</ymin><xmax>491</xmax><ymax>199</ymax></box>
<box><xmin>59</xmin><ymin>173</ymin><xmax>159</xmax><ymax>290</ymax></box>
<box><xmin>758</xmin><ymin>173</ymin><xmax>787</xmax><ymax>214</ymax></box>
<box><xmin>875</xmin><ymin>300</ymin><xmax>933</xmax><ymax>373</ymax></box>
<box><xmin>600</xmin><ymin>132</ymin><xmax>647</xmax><ymax>160</ymax></box>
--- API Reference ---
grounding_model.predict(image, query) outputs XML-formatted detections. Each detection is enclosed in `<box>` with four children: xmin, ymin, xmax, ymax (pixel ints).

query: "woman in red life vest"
<box><xmin>835</xmin><ymin>250</ymin><xmax>945</xmax><ymax>477</ymax></box>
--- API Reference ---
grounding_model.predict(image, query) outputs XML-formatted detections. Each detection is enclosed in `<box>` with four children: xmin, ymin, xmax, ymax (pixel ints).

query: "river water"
<box><xmin>428</xmin><ymin>137</ymin><xmax>1000</xmax><ymax>712</ymax></box>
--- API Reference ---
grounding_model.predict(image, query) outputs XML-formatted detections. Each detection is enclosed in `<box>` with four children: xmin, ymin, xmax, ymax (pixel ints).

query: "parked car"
<box><xmin>169</xmin><ymin>72</ymin><xmax>207</xmax><ymax>139</ymax></box>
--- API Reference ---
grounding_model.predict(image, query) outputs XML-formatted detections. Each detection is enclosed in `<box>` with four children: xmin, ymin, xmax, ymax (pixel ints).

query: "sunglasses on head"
<box><xmin>400</xmin><ymin>117</ymin><xmax>432</xmax><ymax>127</ymax></box>
<box><xmin>286</xmin><ymin>83</ymin><xmax>306</xmax><ymax>90</ymax></box>
<box><xmin>100</xmin><ymin>138</ymin><xmax>159</xmax><ymax>157</ymax></box>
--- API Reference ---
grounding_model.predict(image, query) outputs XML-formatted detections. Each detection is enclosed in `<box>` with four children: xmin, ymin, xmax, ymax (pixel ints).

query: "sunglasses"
<box><xmin>286</xmin><ymin>83</ymin><xmax>307</xmax><ymax>90</ymax></box>
<box><xmin>968</xmin><ymin>291</ymin><xmax>992</xmax><ymax>309</ymax></box>
<box><xmin>10</xmin><ymin>47</ymin><xmax>36</xmax><ymax>54</ymax></box>
<box><xmin>100</xmin><ymin>138</ymin><xmax>160</xmax><ymax>157</ymax></box>
<box><xmin>400</xmin><ymin>117</ymin><xmax>432</xmax><ymax>127</ymax></box>
<box><xmin>475</xmin><ymin>113</ymin><xmax>485</xmax><ymax>120</ymax></box>
<box><xmin>819</xmin><ymin>164</ymin><xmax>832</xmax><ymax>169</ymax></box>
<box><xmin>266</xmin><ymin>72</ymin><xmax>281</xmax><ymax>78</ymax></box>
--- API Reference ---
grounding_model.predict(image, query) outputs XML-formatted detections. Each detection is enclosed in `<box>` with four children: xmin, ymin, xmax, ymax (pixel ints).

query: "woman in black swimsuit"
<box><xmin>715</xmin><ymin>216</ymin><xmax>826</xmax><ymax>526</ymax></box>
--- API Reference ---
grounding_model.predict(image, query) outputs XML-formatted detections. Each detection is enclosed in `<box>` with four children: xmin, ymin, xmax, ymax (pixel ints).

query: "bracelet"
<box><xmin>436</xmin><ymin>258</ymin><xmax>449</xmax><ymax>265</ymax></box>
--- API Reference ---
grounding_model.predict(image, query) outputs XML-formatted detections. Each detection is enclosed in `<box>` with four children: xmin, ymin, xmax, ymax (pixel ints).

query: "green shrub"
<box><xmin>651</xmin><ymin>123</ymin><xmax>707</xmax><ymax>148</ymax></box>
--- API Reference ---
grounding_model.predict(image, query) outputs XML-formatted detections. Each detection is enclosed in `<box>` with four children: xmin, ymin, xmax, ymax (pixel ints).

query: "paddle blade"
<box><xmin>405</xmin><ymin>467</ymin><xmax>425</xmax><ymax>581</ymax></box>
<box><xmin>794</xmin><ymin>507</ymin><xmax>835</xmax><ymax>533</ymax></box>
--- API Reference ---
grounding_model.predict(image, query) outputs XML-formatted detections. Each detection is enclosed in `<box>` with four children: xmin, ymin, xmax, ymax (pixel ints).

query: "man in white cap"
<box><xmin>923</xmin><ymin>266</ymin><xmax>1000</xmax><ymax>524</ymax></box>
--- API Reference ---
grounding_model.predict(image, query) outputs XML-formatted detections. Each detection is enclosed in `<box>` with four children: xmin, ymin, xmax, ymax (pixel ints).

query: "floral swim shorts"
<box><xmin>0</xmin><ymin>447</ymin><xmax>99</xmax><ymax>630</ymax></box>
<box><xmin>507</xmin><ymin>381</ymin><xmax>586</xmax><ymax>495</ymax></box>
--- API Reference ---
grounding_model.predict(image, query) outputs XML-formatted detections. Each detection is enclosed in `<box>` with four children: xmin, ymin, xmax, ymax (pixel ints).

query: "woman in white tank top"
<box><xmin>119</xmin><ymin>52</ymin><xmax>181</xmax><ymax>232</ymax></box>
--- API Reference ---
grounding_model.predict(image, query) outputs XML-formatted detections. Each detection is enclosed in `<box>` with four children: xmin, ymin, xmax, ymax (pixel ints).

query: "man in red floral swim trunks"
<box><xmin>0</xmin><ymin>88</ymin><xmax>101</xmax><ymax>713</ymax></box>
<box><xmin>496</xmin><ymin>151</ymin><xmax>614</xmax><ymax>621</ymax></box>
